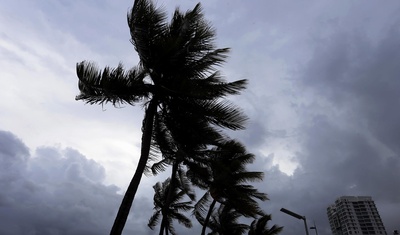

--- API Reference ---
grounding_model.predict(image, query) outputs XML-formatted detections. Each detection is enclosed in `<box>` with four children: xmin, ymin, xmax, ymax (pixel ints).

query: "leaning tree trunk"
<box><xmin>110</xmin><ymin>98</ymin><xmax>158</xmax><ymax>235</ymax></box>
<box><xmin>201</xmin><ymin>198</ymin><xmax>217</xmax><ymax>235</ymax></box>
<box><xmin>159</xmin><ymin>217</ymin><xmax>167</xmax><ymax>235</ymax></box>
<box><xmin>159</xmin><ymin>159</ymin><xmax>180</xmax><ymax>235</ymax></box>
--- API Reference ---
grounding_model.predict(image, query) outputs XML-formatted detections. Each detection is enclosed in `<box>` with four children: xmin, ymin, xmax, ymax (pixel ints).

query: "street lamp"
<box><xmin>310</xmin><ymin>221</ymin><xmax>319</xmax><ymax>235</ymax></box>
<box><xmin>280</xmin><ymin>208</ymin><xmax>310</xmax><ymax>235</ymax></box>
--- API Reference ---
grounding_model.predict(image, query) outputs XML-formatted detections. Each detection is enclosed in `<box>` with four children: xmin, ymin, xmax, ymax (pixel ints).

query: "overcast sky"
<box><xmin>1</xmin><ymin>0</ymin><xmax>400</xmax><ymax>234</ymax></box>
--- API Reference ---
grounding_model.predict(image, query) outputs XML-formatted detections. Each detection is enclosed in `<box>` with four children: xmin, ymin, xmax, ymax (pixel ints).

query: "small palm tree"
<box><xmin>248</xmin><ymin>214</ymin><xmax>283</xmax><ymax>235</ymax></box>
<box><xmin>207</xmin><ymin>204</ymin><xmax>249</xmax><ymax>235</ymax></box>
<box><xmin>76</xmin><ymin>0</ymin><xmax>247</xmax><ymax>234</ymax></box>
<box><xmin>195</xmin><ymin>140</ymin><xmax>268</xmax><ymax>235</ymax></box>
<box><xmin>148</xmin><ymin>178</ymin><xmax>193</xmax><ymax>235</ymax></box>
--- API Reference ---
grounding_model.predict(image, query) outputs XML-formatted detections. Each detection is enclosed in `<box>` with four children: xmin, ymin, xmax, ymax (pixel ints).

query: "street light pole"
<box><xmin>280</xmin><ymin>208</ymin><xmax>310</xmax><ymax>235</ymax></box>
<box><xmin>310</xmin><ymin>221</ymin><xmax>319</xmax><ymax>235</ymax></box>
<box><xmin>303</xmin><ymin>217</ymin><xmax>310</xmax><ymax>235</ymax></box>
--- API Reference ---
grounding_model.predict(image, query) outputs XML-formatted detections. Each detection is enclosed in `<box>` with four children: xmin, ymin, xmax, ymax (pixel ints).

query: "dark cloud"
<box><xmin>255</xmin><ymin>14</ymin><xmax>400</xmax><ymax>234</ymax></box>
<box><xmin>299</xmin><ymin>16</ymin><xmax>400</xmax><ymax>155</ymax></box>
<box><xmin>0</xmin><ymin>130</ymin><xmax>156</xmax><ymax>235</ymax></box>
<box><xmin>256</xmin><ymin>114</ymin><xmax>400</xmax><ymax>234</ymax></box>
<box><xmin>0</xmin><ymin>131</ymin><xmax>29</xmax><ymax>181</ymax></box>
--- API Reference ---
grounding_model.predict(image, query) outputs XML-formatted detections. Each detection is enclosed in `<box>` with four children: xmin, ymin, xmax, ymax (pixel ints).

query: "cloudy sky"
<box><xmin>1</xmin><ymin>0</ymin><xmax>400</xmax><ymax>234</ymax></box>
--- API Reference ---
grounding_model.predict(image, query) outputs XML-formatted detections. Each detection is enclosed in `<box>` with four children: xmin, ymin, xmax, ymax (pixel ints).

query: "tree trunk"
<box><xmin>201</xmin><ymin>198</ymin><xmax>217</xmax><ymax>235</ymax></box>
<box><xmin>159</xmin><ymin>160</ymin><xmax>180</xmax><ymax>235</ymax></box>
<box><xmin>110</xmin><ymin>98</ymin><xmax>158</xmax><ymax>235</ymax></box>
<box><xmin>159</xmin><ymin>217</ymin><xmax>167</xmax><ymax>235</ymax></box>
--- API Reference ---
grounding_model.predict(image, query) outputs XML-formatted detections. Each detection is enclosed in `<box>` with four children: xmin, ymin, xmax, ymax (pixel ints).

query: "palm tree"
<box><xmin>248</xmin><ymin>214</ymin><xmax>283</xmax><ymax>235</ymax></box>
<box><xmin>150</xmin><ymin>103</ymin><xmax>227</xmax><ymax>234</ymax></box>
<box><xmin>148</xmin><ymin>178</ymin><xmax>193</xmax><ymax>235</ymax></box>
<box><xmin>195</xmin><ymin>140</ymin><xmax>268</xmax><ymax>235</ymax></box>
<box><xmin>75</xmin><ymin>0</ymin><xmax>247</xmax><ymax>234</ymax></box>
<box><xmin>207</xmin><ymin>204</ymin><xmax>249</xmax><ymax>235</ymax></box>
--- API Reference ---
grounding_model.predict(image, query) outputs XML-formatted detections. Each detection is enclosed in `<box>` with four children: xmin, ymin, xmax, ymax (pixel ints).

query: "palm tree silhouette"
<box><xmin>75</xmin><ymin>0</ymin><xmax>247</xmax><ymax>234</ymax></box>
<box><xmin>248</xmin><ymin>214</ymin><xmax>283</xmax><ymax>235</ymax></box>
<box><xmin>148</xmin><ymin>178</ymin><xmax>193</xmax><ymax>235</ymax></box>
<box><xmin>195</xmin><ymin>140</ymin><xmax>268</xmax><ymax>235</ymax></box>
<box><xmin>206</xmin><ymin>204</ymin><xmax>249</xmax><ymax>235</ymax></box>
<box><xmin>150</xmin><ymin>103</ymin><xmax>229</xmax><ymax>234</ymax></box>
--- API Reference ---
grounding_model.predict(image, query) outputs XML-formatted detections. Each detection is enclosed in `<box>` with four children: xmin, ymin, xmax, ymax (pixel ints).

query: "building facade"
<box><xmin>327</xmin><ymin>196</ymin><xmax>387</xmax><ymax>235</ymax></box>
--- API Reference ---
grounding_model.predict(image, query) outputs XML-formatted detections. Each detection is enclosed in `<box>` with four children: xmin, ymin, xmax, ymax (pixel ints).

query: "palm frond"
<box><xmin>194</xmin><ymin>192</ymin><xmax>212</xmax><ymax>222</ymax></box>
<box><xmin>153</xmin><ymin>111</ymin><xmax>177</xmax><ymax>155</ymax></box>
<box><xmin>148</xmin><ymin>210</ymin><xmax>161</xmax><ymax>229</ymax></box>
<box><xmin>171</xmin><ymin>212</ymin><xmax>193</xmax><ymax>228</ymax></box>
<box><xmin>186</xmin><ymin>163</ymin><xmax>212</xmax><ymax>190</ymax></box>
<box><xmin>267</xmin><ymin>225</ymin><xmax>284</xmax><ymax>235</ymax></box>
<box><xmin>167</xmin><ymin>218</ymin><xmax>177</xmax><ymax>235</ymax></box>
<box><xmin>76</xmin><ymin>61</ymin><xmax>149</xmax><ymax>105</ymax></box>
<box><xmin>231</xmin><ymin>185</ymin><xmax>268</xmax><ymax>201</ymax></box>
<box><xmin>249</xmin><ymin>214</ymin><xmax>283</xmax><ymax>235</ymax></box>
<box><xmin>170</xmin><ymin>190</ymin><xmax>186</xmax><ymax>204</ymax></box>
<box><xmin>177</xmin><ymin>167</ymin><xmax>196</xmax><ymax>201</ymax></box>
<box><xmin>175</xmin><ymin>99</ymin><xmax>248</xmax><ymax>130</ymax></box>
<box><xmin>166</xmin><ymin>4</ymin><xmax>220</xmax><ymax>76</ymax></box>
<box><xmin>145</xmin><ymin>145</ymin><xmax>162</xmax><ymax>176</ymax></box>
<box><xmin>184</xmin><ymin>49</ymin><xmax>231</xmax><ymax>79</ymax></box>
<box><xmin>172</xmin><ymin>202</ymin><xmax>193</xmax><ymax>211</ymax></box>
<box><xmin>161</xmin><ymin>74</ymin><xmax>247</xmax><ymax>100</ymax></box>
<box><xmin>151</xmin><ymin>158</ymin><xmax>171</xmax><ymax>175</ymax></box>
<box><xmin>234</xmin><ymin>172</ymin><xmax>265</xmax><ymax>183</ymax></box>
<box><xmin>128</xmin><ymin>0</ymin><xmax>168</xmax><ymax>70</ymax></box>
<box><xmin>208</xmin><ymin>204</ymin><xmax>250</xmax><ymax>235</ymax></box>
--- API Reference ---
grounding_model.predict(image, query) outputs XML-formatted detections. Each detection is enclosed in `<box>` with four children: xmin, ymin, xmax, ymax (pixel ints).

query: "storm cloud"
<box><xmin>0</xmin><ymin>130</ymin><xmax>154</xmax><ymax>235</ymax></box>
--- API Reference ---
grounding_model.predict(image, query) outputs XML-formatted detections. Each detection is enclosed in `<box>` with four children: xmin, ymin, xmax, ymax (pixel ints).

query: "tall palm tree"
<box><xmin>194</xmin><ymin>140</ymin><xmax>268</xmax><ymax>235</ymax></box>
<box><xmin>76</xmin><ymin>0</ymin><xmax>247</xmax><ymax>234</ymax></box>
<box><xmin>248</xmin><ymin>214</ymin><xmax>283</xmax><ymax>235</ymax></box>
<box><xmin>148</xmin><ymin>178</ymin><xmax>193</xmax><ymax>235</ymax></box>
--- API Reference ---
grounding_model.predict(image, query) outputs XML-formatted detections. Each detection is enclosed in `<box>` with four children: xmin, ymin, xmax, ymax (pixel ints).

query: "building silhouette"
<box><xmin>327</xmin><ymin>196</ymin><xmax>387</xmax><ymax>235</ymax></box>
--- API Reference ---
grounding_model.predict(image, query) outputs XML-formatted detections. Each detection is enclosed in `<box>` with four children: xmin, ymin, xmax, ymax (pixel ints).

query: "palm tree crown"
<box><xmin>148</xmin><ymin>178</ymin><xmax>193</xmax><ymax>235</ymax></box>
<box><xmin>195</xmin><ymin>140</ymin><xmax>268</xmax><ymax>235</ymax></box>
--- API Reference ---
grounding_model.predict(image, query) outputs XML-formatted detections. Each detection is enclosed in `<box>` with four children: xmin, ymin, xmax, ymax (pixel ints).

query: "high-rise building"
<box><xmin>327</xmin><ymin>196</ymin><xmax>387</xmax><ymax>235</ymax></box>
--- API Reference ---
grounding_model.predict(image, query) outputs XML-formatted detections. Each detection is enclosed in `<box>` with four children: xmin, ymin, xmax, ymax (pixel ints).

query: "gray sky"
<box><xmin>1</xmin><ymin>0</ymin><xmax>399</xmax><ymax>234</ymax></box>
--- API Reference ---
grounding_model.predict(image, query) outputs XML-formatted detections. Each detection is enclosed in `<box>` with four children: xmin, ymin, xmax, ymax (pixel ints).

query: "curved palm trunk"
<box><xmin>110</xmin><ymin>98</ymin><xmax>158</xmax><ymax>235</ymax></box>
<box><xmin>201</xmin><ymin>198</ymin><xmax>217</xmax><ymax>235</ymax></box>
<box><xmin>159</xmin><ymin>160</ymin><xmax>180</xmax><ymax>235</ymax></box>
<box><xmin>159</xmin><ymin>217</ymin><xmax>167</xmax><ymax>235</ymax></box>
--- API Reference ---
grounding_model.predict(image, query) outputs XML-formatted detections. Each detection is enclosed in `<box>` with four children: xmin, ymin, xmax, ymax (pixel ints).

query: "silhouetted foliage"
<box><xmin>207</xmin><ymin>204</ymin><xmax>249</xmax><ymax>235</ymax></box>
<box><xmin>148</xmin><ymin>178</ymin><xmax>193</xmax><ymax>235</ymax></box>
<box><xmin>248</xmin><ymin>214</ymin><xmax>283</xmax><ymax>235</ymax></box>
<box><xmin>76</xmin><ymin>0</ymin><xmax>247</xmax><ymax>234</ymax></box>
<box><xmin>194</xmin><ymin>140</ymin><xmax>268</xmax><ymax>235</ymax></box>
<box><xmin>75</xmin><ymin>0</ymin><xmax>282</xmax><ymax>234</ymax></box>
